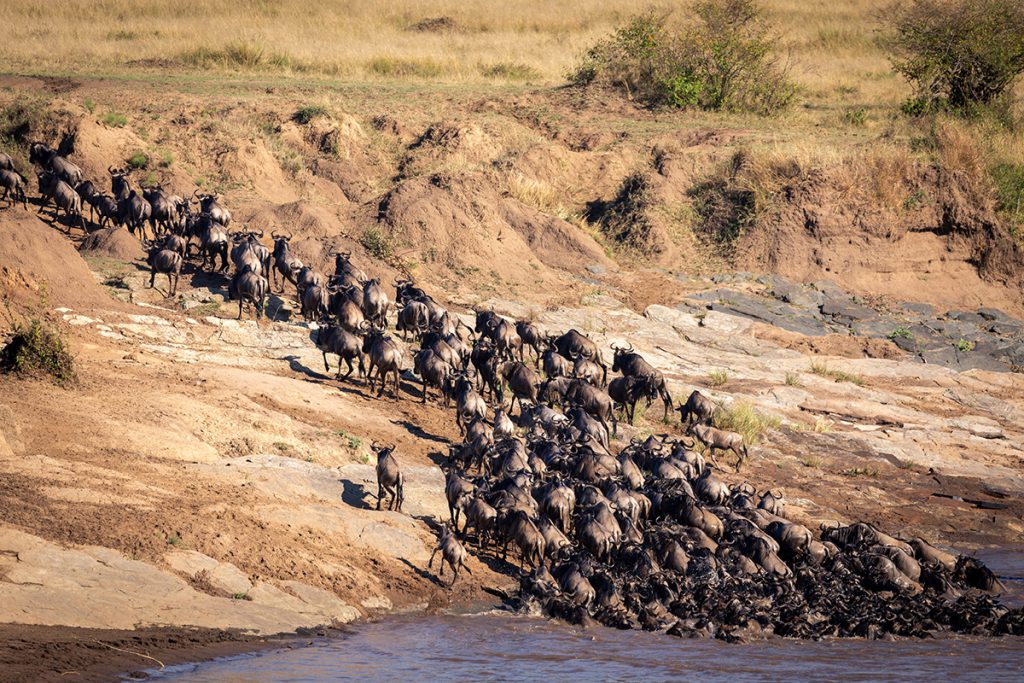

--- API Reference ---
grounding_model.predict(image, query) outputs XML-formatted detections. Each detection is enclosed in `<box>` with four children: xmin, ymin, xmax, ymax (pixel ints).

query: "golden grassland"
<box><xmin>1</xmin><ymin>0</ymin><xmax>901</xmax><ymax>102</ymax></box>
<box><xmin>1</xmin><ymin>1</ymin><xmax>1021</xmax><ymax>237</ymax></box>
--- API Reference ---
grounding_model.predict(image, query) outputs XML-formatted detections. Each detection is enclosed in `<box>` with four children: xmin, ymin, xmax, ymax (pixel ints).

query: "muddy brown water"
<box><xmin>147</xmin><ymin>549</ymin><xmax>1024</xmax><ymax>682</ymax></box>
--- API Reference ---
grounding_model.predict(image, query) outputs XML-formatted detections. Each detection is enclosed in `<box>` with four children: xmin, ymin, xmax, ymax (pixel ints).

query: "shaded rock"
<box><xmin>978</xmin><ymin>307</ymin><xmax>1012</xmax><ymax>322</ymax></box>
<box><xmin>947</xmin><ymin>311</ymin><xmax>986</xmax><ymax>326</ymax></box>
<box><xmin>948</xmin><ymin>416</ymin><xmax>1004</xmax><ymax>439</ymax></box>
<box><xmin>820</xmin><ymin>297</ymin><xmax>877</xmax><ymax>323</ymax></box>
<box><xmin>901</xmin><ymin>302</ymin><xmax>935</xmax><ymax>319</ymax></box>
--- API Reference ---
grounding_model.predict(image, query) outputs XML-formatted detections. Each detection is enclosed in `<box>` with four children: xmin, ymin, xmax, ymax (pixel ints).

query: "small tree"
<box><xmin>884</xmin><ymin>0</ymin><xmax>1024</xmax><ymax>116</ymax></box>
<box><xmin>570</xmin><ymin>0</ymin><xmax>794</xmax><ymax>115</ymax></box>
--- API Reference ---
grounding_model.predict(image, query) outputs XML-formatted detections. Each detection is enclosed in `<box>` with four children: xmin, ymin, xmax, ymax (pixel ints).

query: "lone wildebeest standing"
<box><xmin>372</xmin><ymin>442</ymin><xmax>404</xmax><ymax>512</ymax></box>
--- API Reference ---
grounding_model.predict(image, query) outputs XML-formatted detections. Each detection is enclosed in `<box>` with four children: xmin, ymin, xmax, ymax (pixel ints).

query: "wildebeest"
<box><xmin>372</xmin><ymin>442</ymin><xmax>404</xmax><ymax>512</ymax></box>
<box><xmin>271</xmin><ymin>232</ymin><xmax>303</xmax><ymax>293</ymax></box>
<box><xmin>0</xmin><ymin>170</ymin><xmax>28</xmax><ymax>209</ymax></box>
<box><xmin>686</xmin><ymin>421</ymin><xmax>748</xmax><ymax>472</ymax></box>
<box><xmin>608</xmin><ymin>375</ymin><xmax>658</xmax><ymax>425</ymax></box>
<box><xmin>36</xmin><ymin>170</ymin><xmax>85</xmax><ymax>232</ymax></box>
<box><xmin>611</xmin><ymin>343</ymin><xmax>672</xmax><ymax>419</ymax></box>
<box><xmin>362</xmin><ymin>278</ymin><xmax>390</xmax><ymax>328</ymax></box>
<box><xmin>678</xmin><ymin>390</ymin><xmax>716</xmax><ymax>427</ymax></box>
<box><xmin>429</xmin><ymin>524</ymin><xmax>471</xmax><ymax>586</ymax></box>
<box><xmin>414</xmin><ymin>347</ymin><xmax>452</xmax><ymax>405</ymax></box>
<box><xmin>551</xmin><ymin>329</ymin><xmax>607</xmax><ymax>384</ymax></box>
<box><xmin>362</xmin><ymin>327</ymin><xmax>403</xmax><ymax>399</ymax></box>
<box><xmin>145</xmin><ymin>242</ymin><xmax>183</xmax><ymax>297</ymax></box>
<box><xmin>314</xmin><ymin>323</ymin><xmax>365</xmax><ymax>380</ymax></box>
<box><xmin>228</xmin><ymin>265</ymin><xmax>268</xmax><ymax>323</ymax></box>
<box><xmin>516</xmin><ymin>320</ymin><xmax>544</xmax><ymax>364</ymax></box>
<box><xmin>396</xmin><ymin>300</ymin><xmax>430</xmax><ymax>341</ymax></box>
<box><xmin>30</xmin><ymin>142</ymin><xmax>83</xmax><ymax>186</ymax></box>
<box><xmin>194</xmin><ymin>190</ymin><xmax>232</xmax><ymax>228</ymax></box>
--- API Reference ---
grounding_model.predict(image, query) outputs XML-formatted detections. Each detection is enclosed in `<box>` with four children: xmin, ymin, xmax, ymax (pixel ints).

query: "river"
<box><xmin>146</xmin><ymin>549</ymin><xmax>1024</xmax><ymax>682</ymax></box>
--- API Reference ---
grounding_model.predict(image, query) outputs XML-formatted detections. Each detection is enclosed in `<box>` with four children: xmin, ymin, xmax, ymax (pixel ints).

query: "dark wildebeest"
<box><xmin>552</xmin><ymin>329</ymin><xmax>607</xmax><ymax>384</ymax></box>
<box><xmin>677</xmin><ymin>389</ymin><xmax>716</xmax><ymax>427</ymax></box>
<box><xmin>611</xmin><ymin>343</ymin><xmax>672</xmax><ymax>419</ymax></box>
<box><xmin>362</xmin><ymin>326</ymin><xmax>404</xmax><ymax>399</ymax></box>
<box><xmin>314</xmin><ymin>323</ymin><xmax>365</xmax><ymax>381</ymax></box>
<box><xmin>36</xmin><ymin>170</ymin><xmax>85</xmax><ymax>232</ymax></box>
<box><xmin>0</xmin><ymin>170</ymin><xmax>28</xmax><ymax>209</ymax></box>
<box><xmin>372</xmin><ymin>442</ymin><xmax>404</xmax><ymax>512</ymax></box>
<box><xmin>228</xmin><ymin>265</ymin><xmax>269</xmax><ymax>323</ymax></box>
<box><xmin>146</xmin><ymin>242</ymin><xmax>183</xmax><ymax>297</ymax></box>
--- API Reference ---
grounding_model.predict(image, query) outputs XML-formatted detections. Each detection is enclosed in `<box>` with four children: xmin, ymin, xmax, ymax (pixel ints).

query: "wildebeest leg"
<box><xmin>706</xmin><ymin>446</ymin><xmax>721</xmax><ymax>470</ymax></box>
<box><xmin>342</xmin><ymin>357</ymin><xmax>354</xmax><ymax>381</ymax></box>
<box><xmin>323</xmin><ymin>351</ymin><xmax>331</xmax><ymax>373</ymax></box>
<box><xmin>376</xmin><ymin>481</ymin><xmax>384</xmax><ymax>510</ymax></box>
<box><xmin>165</xmin><ymin>273</ymin><xmax>174</xmax><ymax>297</ymax></box>
<box><xmin>237</xmin><ymin>298</ymin><xmax>244</xmax><ymax>320</ymax></box>
<box><xmin>150</xmin><ymin>270</ymin><xmax>156</xmax><ymax>289</ymax></box>
<box><xmin>393</xmin><ymin>369</ymin><xmax>400</xmax><ymax>400</ymax></box>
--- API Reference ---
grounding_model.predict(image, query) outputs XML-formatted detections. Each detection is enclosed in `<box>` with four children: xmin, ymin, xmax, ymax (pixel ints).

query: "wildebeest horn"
<box><xmin>108</xmin><ymin>165</ymin><xmax>116</xmax><ymax>175</ymax></box>
<box><xmin>340</xmin><ymin>250</ymin><xmax>351</xmax><ymax>258</ymax></box>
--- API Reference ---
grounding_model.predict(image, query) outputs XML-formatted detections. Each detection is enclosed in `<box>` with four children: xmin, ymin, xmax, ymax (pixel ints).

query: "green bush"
<box><xmin>1</xmin><ymin>307</ymin><xmax>76</xmax><ymax>385</ymax></box>
<box><xmin>883</xmin><ymin>0</ymin><xmax>1024</xmax><ymax>116</ymax></box>
<box><xmin>360</xmin><ymin>226</ymin><xmax>395</xmax><ymax>261</ymax></box>
<box><xmin>127</xmin><ymin>151</ymin><xmax>149</xmax><ymax>169</ymax></box>
<box><xmin>292</xmin><ymin>105</ymin><xmax>328</xmax><ymax>124</ymax></box>
<box><xmin>101</xmin><ymin>111</ymin><xmax>128</xmax><ymax>128</ymax></box>
<box><xmin>570</xmin><ymin>1</ymin><xmax>794</xmax><ymax>114</ymax></box>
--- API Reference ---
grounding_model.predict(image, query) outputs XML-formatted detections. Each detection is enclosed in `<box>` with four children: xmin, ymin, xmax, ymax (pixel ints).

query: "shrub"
<box><xmin>127</xmin><ymin>151</ymin><xmax>148</xmax><ymax>169</ymax></box>
<box><xmin>292</xmin><ymin>105</ymin><xmax>328</xmax><ymax>124</ymax></box>
<box><xmin>883</xmin><ymin>0</ymin><xmax>1024</xmax><ymax>116</ymax></box>
<box><xmin>991</xmin><ymin>162</ymin><xmax>1024</xmax><ymax>236</ymax></box>
<box><xmin>360</xmin><ymin>226</ymin><xmax>395</xmax><ymax>261</ymax></box>
<box><xmin>1</xmin><ymin>306</ymin><xmax>76</xmax><ymax>385</ymax></box>
<box><xmin>570</xmin><ymin>1</ymin><xmax>795</xmax><ymax>114</ymax></box>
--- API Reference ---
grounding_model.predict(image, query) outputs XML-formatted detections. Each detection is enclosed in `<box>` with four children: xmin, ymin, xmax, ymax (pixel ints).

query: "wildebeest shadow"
<box><xmin>340</xmin><ymin>478</ymin><xmax>373</xmax><ymax>509</ymax></box>
<box><xmin>280</xmin><ymin>354</ymin><xmax>332</xmax><ymax>382</ymax></box>
<box><xmin>188</xmin><ymin>269</ymin><xmax>230</xmax><ymax>296</ymax></box>
<box><xmin>391</xmin><ymin>419</ymin><xmax>449</xmax><ymax>445</ymax></box>
<box><xmin>398</xmin><ymin>557</ymin><xmax>446</xmax><ymax>588</ymax></box>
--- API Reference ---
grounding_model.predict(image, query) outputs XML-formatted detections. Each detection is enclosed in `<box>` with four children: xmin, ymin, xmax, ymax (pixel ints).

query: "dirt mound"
<box><xmin>247</xmin><ymin>201</ymin><xmax>353</xmax><ymax>242</ymax></box>
<box><xmin>0</xmin><ymin>212</ymin><xmax>112</xmax><ymax>308</ymax></box>
<box><xmin>378</xmin><ymin>172</ymin><xmax>610</xmax><ymax>299</ymax></box>
<box><xmin>399</xmin><ymin>121</ymin><xmax>496</xmax><ymax>179</ymax></box>
<box><xmin>78</xmin><ymin>227</ymin><xmax>144</xmax><ymax>261</ymax></box>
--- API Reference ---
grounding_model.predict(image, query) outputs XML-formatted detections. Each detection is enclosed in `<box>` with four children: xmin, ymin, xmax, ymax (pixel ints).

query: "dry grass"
<box><xmin>0</xmin><ymin>0</ymin><xmax>904</xmax><ymax>104</ymax></box>
<box><xmin>810</xmin><ymin>361</ymin><xmax>867</xmax><ymax>386</ymax></box>
<box><xmin>712</xmin><ymin>400</ymin><xmax>781</xmax><ymax>446</ymax></box>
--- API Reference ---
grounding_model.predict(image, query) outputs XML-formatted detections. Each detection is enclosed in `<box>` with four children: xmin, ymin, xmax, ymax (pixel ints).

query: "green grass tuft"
<box><xmin>712</xmin><ymin>401</ymin><xmax>780</xmax><ymax>446</ymax></box>
<box><xmin>706</xmin><ymin>369</ymin><xmax>729</xmax><ymax>387</ymax></box>
<box><xmin>101</xmin><ymin>111</ymin><xmax>127</xmax><ymax>128</ymax></box>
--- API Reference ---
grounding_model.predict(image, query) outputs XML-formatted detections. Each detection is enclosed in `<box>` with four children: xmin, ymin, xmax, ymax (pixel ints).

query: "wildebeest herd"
<box><xmin>5</xmin><ymin>141</ymin><xmax>1021</xmax><ymax>642</ymax></box>
<box><xmin>2</xmin><ymin>142</ymin><xmax>273</xmax><ymax>319</ymax></box>
<box><xmin>314</xmin><ymin>268</ymin><xmax>1021</xmax><ymax>641</ymax></box>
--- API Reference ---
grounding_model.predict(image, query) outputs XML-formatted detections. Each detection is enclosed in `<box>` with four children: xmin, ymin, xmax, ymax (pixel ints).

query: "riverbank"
<box><xmin>0</xmin><ymin>623</ymin><xmax>290</xmax><ymax>683</ymax></box>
